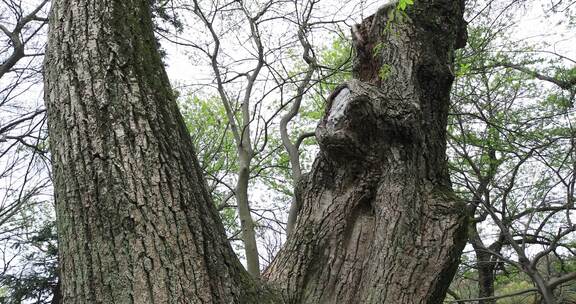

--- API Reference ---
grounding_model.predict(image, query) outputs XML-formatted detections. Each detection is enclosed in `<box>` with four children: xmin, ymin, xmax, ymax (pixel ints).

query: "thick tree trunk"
<box><xmin>476</xmin><ymin>258</ymin><xmax>496</xmax><ymax>303</ymax></box>
<box><xmin>264</xmin><ymin>1</ymin><xmax>468</xmax><ymax>303</ymax></box>
<box><xmin>44</xmin><ymin>0</ymin><xmax>272</xmax><ymax>302</ymax></box>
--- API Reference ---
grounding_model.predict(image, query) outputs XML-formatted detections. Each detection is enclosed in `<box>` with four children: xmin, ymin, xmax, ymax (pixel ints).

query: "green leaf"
<box><xmin>397</xmin><ymin>0</ymin><xmax>414</xmax><ymax>11</ymax></box>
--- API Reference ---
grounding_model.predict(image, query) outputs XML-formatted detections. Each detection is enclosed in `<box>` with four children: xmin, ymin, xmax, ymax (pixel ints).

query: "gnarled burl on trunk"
<box><xmin>264</xmin><ymin>1</ymin><xmax>469</xmax><ymax>303</ymax></box>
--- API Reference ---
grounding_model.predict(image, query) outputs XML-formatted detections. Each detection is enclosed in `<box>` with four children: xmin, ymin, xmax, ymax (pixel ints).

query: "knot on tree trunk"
<box><xmin>317</xmin><ymin>79</ymin><xmax>422</xmax><ymax>165</ymax></box>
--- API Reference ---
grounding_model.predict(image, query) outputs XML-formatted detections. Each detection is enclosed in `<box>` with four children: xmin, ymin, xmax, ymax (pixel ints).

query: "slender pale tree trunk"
<box><xmin>282</xmin><ymin>67</ymin><xmax>312</xmax><ymax>235</ymax></box>
<box><xmin>237</xmin><ymin>146</ymin><xmax>260</xmax><ymax>277</ymax></box>
<box><xmin>44</xmin><ymin>0</ymin><xmax>272</xmax><ymax>302</ymax></box>
<box><xmin>283</xmin><ymin>139</ymin><xmax>303</xmax><ymax>236</ymax></box>
<box><xmin>197</xmin><ymin>0</ymin><xmax>263</xmax><ymax>275</ymax></box>
<box><xmin>265</xmin><ymin>1</ymin><xmax>469</xmax><ymax>303</ymax></box>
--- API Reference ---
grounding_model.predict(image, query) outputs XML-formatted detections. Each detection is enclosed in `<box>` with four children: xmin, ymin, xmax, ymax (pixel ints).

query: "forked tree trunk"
<box><xmin>264</xmin><ymin>1</ymin><xmax>469</xmax><ymax>303</ymax></box>
<box><xmin>44</xmin><ymin>0</ymin><xmax>272</xmax><ymax>302</ymax></box>
<box><xmin>45</xmin><ymin>0</ymin><xmax>468</xmax><ymax>303</ymax></box>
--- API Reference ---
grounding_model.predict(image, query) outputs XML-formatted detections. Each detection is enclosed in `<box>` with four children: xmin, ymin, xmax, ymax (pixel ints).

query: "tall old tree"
<box><xmin>265</xmin><ymin>0</ymin><xmax>469</xmax><ymax>302</ymax></box>
<box><xmin>44</xmin><ymin>0</ymin><xmax>468</xmax><ymax>303</ymax></box>
<box><xmin>43</xmin><ymin>0</ymin><xmax>270</xmax><ymax>302</ymax></box>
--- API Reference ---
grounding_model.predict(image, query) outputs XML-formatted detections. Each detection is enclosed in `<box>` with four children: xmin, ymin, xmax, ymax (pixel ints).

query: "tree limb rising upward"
<box><xmin>265</xmin><ymin>1</ymin><xmax>468</xmax><ymax>302</ymax></box>
<box><xmin>44</xmin><ymin>0</ymin><xmax>467</xmax><ymax>303</ymax></box>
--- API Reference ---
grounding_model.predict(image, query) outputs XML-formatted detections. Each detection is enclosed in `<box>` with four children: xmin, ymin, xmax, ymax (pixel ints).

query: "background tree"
<box><xmin>445</xmin><ymin>1</ymin><xmax>576</xmax><ymax>303</ymax></box>
<box><xmin>166</xmin><ymin>0</ymin><xmax>360</xmax><ymax>273</ymax></box>
<box><xmin>0</xmin><ymin>1</ymin><xmax>57</xmax><ymax>302</ymax></box>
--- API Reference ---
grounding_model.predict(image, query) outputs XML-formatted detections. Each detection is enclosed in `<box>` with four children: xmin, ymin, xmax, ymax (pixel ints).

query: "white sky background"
<box><xmin>0</xmin><ymin>1</ymin><xmax>53</xmax><ymax>294</ymax></box>
<box><xmin>163</xmin><ymin>0</ymin><xmax>576</xmax><ymax>84</ymax></box>
<box><xmin>162</xmin><ymin>0</ymin><xmax>387</xmax><ymax>87</ymax></box>
<box><xmin>517</xmin><ymin>1</ymin><xmax>575</xmax><ymax>58</ymax></box>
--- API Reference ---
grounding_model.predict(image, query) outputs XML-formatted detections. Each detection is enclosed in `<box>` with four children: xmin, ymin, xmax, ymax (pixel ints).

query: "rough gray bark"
<box><xmin>43</xmin><ymin>0</ymin><xmax>272</xmax><ymax>302</ymax></box>
<box><xmin>264</xmin><ymin>1</ymin><xmax>468</xmax><ymax>303</ymax></box>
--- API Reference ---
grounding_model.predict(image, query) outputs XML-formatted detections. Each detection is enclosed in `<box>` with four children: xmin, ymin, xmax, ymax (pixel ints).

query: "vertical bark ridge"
<box><xmin>44</xmin><ymin>0</ymin><xmax>273</xmax><ymax>303</ymax></box>
<box><xmin>264</xmin><ymin>1</ymin><xmax>468</xmax><ymax>303</ymax></box>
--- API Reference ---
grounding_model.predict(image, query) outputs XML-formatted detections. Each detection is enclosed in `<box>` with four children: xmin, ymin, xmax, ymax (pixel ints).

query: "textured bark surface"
<box><xmin>44</xmin><ymin>0</ymin><xmax>272</xmax><ymax>303</ymax></box>
<box><xmin>264</xmin><ymin>1</ymin><xmax>468</xmax><ymax>303</ymax></box>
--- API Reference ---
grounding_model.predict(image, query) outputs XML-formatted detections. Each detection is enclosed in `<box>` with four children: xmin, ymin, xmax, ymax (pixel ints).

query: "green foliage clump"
<box><xmin>180</xmin><ymin>95</ymin><xmax>240</xmax><ymax>233</ymax></box>
<box><xmin>0</xmin><ymin>221</ymin><xmax>58</xmax><ymax>304</ymax></box>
